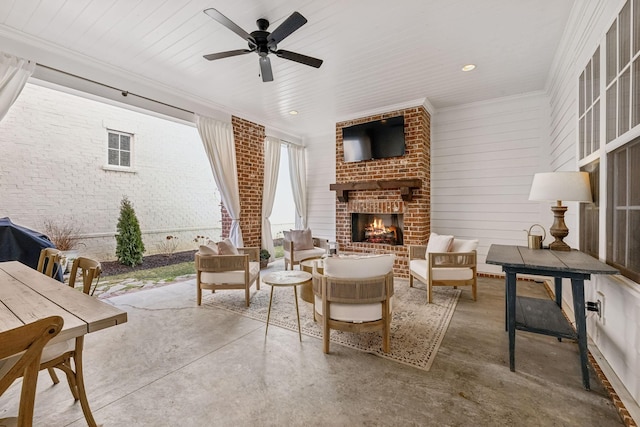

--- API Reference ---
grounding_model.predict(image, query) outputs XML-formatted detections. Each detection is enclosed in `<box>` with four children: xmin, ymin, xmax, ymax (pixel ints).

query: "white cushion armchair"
<box><xmin>195</xmin><ymin>242</ymin><xmax>260</xmax><ymax>307</ymax></box>
<box><xmin>283</xmin><ymin>229</ymin><xmax>328</xmax><ymax>270</ymax></box>
<box><xmin>409</xmin><ymin>234</ymin><xmax>478</xmax><ymax>303</ymax></box>
<box><xmin>312</xmin><ymin>254</ymin><xmax>395</xmax><ymax>354</ymax></box>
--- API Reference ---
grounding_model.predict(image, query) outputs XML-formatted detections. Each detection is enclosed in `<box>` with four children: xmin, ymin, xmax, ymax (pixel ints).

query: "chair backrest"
<box><xmin>0</xmin><ymin>316</ymin><xmax>63</xmax><ymax>426</ymax></box>
<box><xmin>68</xmin><ymin>256</ymin><xmax>102</xmax><ymax>295</ymax></box>
<box><xmin>36</xmin><ymin>247</ymin><xmax>61</xmax><ymax>278</ymax></box>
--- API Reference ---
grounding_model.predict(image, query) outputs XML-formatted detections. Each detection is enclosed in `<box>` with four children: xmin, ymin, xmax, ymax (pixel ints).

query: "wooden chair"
<box><xmin>39</xmin><ymin>257</ymin><xmax>102</xmax><ymax>426</ymax></box>
<box><xmin>312</xmin><ymin>254</ymin><xmax>395</xmax><ymax>354</ymax></box>
<box><xmin>0</xmin><ymin>316</ymin><xmax>63</xmax><ymax>427</ymax></box>
<box><xmin>68</xmin><ymin>256</ymin><xmax>102</xmax><ymax>295</ymax></box>
<box><xmin>283</xmin><ymin>229</ymin><xmax>328</xmax><ymax>270</ymax></box>
<box><xmin>36</xmin><ymin>247</ymin><xmax>61</xmax><ymax>278</ymax></box>
<box><xmin>409</xmin><ymin>238</ymin><xmax>478</xmax><ymax>303</ymax></box>
<box><xmin>195</xmin><ymin>247</ymin><xmax>261</xmax><ymax>307</ymax></box>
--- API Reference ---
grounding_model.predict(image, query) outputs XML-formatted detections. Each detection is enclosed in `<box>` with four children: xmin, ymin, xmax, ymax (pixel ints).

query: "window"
<box><xmin>108</xmin><ymin>131</ymin><xmax>132</xmax><ymax>167</ymax></box>
<box><xmin>606</xmin><ymin>137</ymin><xmax>640</xmax><ymax>282</ymax></box>
<box><xmin>580</xmin><ymin>160</ymin><xmax>600</xmax><ymax>258</ymax></box>
<box><xmin>605</xmin><ymin>0</ymin><xmax>640</xmax><ymax>143</ymax></box>
<box><xmin>579</xmin><ymin>48</ymin><xmax>601</xmax><ymax>159</ymax></box>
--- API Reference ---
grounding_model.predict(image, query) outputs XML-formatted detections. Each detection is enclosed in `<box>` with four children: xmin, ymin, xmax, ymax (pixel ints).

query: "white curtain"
<box><xmin>0</xmin><ymin>53</ymin><xmax>35</xmax><ymax>122</ymax></box>
<box><xmin>196</xmin><ymin>114</ymin><xmax>243</xmax><ymax>247</ymax></box>
<box><xmin>262</xmin><ymin>137</ymin><xmax>281</xmax><ymax>261</ymax></box>
<box><xmin>288</xmin><ymin>144</ymin><xmax>308</xmax><ymax>229</ymax></box>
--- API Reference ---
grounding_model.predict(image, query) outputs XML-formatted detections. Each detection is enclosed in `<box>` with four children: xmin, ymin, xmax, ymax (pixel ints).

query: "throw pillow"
<box><xmin>289</xmin><ymin>229</ymin><xmax>314</xmax><ymax>250</ymax></box>
<box><xmin>217</xmin><ymin>238</ymin><xmax>239</xmax><ymax>255</ymax></box>
<box><xmin>426</xmin><ymin>232</ymin><xmax>454</xmax><ymax>253</ymax></box>
<box><xmin>198</xmin><ymin>244</ymin><xmax>218</xmax><ymax>255</ymax></box>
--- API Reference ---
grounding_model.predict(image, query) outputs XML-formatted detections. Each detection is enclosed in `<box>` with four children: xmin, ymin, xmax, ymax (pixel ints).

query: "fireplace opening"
<box><xmin>351</xmin><ymin>213</ymin><xmax>404</xmax><ymax>245</ymax></box>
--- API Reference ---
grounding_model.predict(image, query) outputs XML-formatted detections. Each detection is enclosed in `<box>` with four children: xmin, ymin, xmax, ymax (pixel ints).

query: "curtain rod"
<box><xmin>36</xmin><ymin>63</ymin><xmax>195</xmax><ymax>116</ymax></box>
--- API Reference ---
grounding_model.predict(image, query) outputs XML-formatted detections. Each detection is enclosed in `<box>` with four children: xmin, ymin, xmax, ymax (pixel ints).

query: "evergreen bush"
<box><xmin>115</xmin><ymin>196</ymin><xmax>145</xmax><ymax>266</ymax></box>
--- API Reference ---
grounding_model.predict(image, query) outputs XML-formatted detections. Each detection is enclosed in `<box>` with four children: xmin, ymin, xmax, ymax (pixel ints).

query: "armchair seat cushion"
<box><xmin>284</xmin><ymin>247</ymin><xmax>326</xmax><ymax>263</ymax></box>
<box><xmin>409</xmin><ymin>260</ymin><xmax>474</xmax><ymax>281</ymax></box>
<box><xmin>314</xmin><ymin>295</ymin><xmax>395</xmax><ymax>322</ymax></box>
<box><xmin>200</xmin><ymin>261</ymin><xmax>260</xmax><ymax>284</ymax></box>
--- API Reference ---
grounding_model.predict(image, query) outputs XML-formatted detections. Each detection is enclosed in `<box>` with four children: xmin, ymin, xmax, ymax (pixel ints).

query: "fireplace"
<box><xmin>351</xmin><ymin>213</ymin><xmax>404</xmax><ymax>246</ymax></box>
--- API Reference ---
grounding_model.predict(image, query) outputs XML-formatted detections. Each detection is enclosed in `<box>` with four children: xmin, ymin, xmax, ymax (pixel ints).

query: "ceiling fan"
<box><xmin>202</xmin><ymin>8</ymin><xmax>323</xmax><ymax>82</ymax></box>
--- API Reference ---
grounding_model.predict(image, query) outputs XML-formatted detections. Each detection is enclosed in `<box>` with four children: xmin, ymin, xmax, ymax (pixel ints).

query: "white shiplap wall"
<box><xmin>431</xmin><ymin>92</ymin><xmax>551</xmax><ymax>274</ymax></box>
<box><xmin>305</xmin><ymin>132</ymin><xmax>336</xmax><ymax>242</ymax></box>
<box><xmin>546</xmin><ymin>0</ymin><xmax>640</xmax><ymax>412</ymax></box>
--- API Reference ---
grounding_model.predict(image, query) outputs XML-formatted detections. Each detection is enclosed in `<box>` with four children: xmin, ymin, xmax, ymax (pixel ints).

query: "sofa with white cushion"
<box><xmin>409</xmin><ymin>233</ymin><xmax>478</xmax><ymax>303</ymax></box>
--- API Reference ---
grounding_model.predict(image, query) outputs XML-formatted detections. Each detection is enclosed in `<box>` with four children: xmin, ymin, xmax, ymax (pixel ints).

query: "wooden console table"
<box><xmin>485</xmin><ymin>245</ymin><xmax>618</xmax><ymax>389</ymax></box>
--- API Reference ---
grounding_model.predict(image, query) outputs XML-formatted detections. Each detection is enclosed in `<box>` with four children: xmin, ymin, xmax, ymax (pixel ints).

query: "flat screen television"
<box><xmin>342</xmin><ymin>115</ymin><xmax>405</xmax><ymax>163</ymax></box>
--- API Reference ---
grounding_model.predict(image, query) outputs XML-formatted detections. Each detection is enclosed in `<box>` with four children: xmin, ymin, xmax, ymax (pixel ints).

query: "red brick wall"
<box><xmin>335</xmin><ymin>106</ymin><xmax>430</xmax><ymax>277</ymax></box>
<box><xmin>220</xmin><ymin>116</ymin><xmax>264</xmax><ymax>247</ymax></box>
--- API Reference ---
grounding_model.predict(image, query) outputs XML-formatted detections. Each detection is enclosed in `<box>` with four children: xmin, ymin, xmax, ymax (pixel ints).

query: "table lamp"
<box><xmin>528</xmin><ymin>171</ymin><xmax>592</xmax><ymax>251</ymax></box>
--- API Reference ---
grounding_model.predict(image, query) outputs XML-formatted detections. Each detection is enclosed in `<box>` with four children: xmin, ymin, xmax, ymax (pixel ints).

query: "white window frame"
<box><xmin>105</xmin><ymin>129</ymin><xmax>135</xmax><ymax>172</ymax></box>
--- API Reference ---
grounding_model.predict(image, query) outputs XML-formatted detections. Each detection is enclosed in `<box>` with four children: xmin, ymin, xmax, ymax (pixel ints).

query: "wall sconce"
<box><xmin>528</xmin><ymin>171</ymin><xmax>592</xmax><ymax>251</ymax></box>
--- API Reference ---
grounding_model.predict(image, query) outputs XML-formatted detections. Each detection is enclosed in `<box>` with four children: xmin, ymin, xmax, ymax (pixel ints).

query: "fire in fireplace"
<box><xmin>351</xmin><ymin>213</ymin><xmax>404</xmax><ymax>245</ymax></box>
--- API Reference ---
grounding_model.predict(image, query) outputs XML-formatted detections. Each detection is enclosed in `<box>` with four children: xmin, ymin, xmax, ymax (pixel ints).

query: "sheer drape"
<box><xmin>0</xmin><ymin>53</ymin><xmax>35</xmax><ymax>122</ymax></box>
<box><xmin>196</xmin><ymin>115</ymin><xmax>244</xmax><ymax>247</ymax></box>
<box><xmin>262</xmin><ymin>137</ymin><xmax>281</xmax><ymax>261</ymax></box>
<box><xmin>288</xmin><ymin>144</ymin><xmax>307</xmax><ymax>229</ymax></box>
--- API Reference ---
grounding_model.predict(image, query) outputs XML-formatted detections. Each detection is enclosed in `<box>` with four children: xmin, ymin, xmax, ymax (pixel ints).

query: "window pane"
<box><xmin>635</xmin><ymin>0</ymin><xmax>640</xmax><ymax>55</ymax></box>
<box><xmin>615</xmin><ymin>210</ymin><xmax>627</xmax><ymax>265</ymax></box>
<box><xmin>593</xmin><ymin>47</ymin><xmax>600</xmax><ymax>99</ymax></box>
<box><xmin>579</xmin><ymin>116</ymin><xmax>585</xmax><ymax>158</ymax></box>
<box><xmin>587</xmin><ymin>62</ymin><xmax>594</xmax><ymax>107</ymax></box>
<box><xmin>579</xmin><ymin>70</ymin><xmax>585</xmax><ymax>116</ymax></box>
<box><xmin>580</xmin><ymin>161</ymin><xmax>599</xmax><ymax>258</ymax></box>
<box><xmin>120</xmin><ymin>135</ymin><xmax>131</xmax><ymax>151</ymax></box>
<box><xmin>108</xmin><ymin>149</ymin><xmax>119</xmax><ymax>165</ymax></box>
<box><xmin>630</xmin><ymin>210</ymin><xmax>640</xmax><ymax>272</ymax></box>
<box><xmin>619</xmin><ymin>0</ymin><xmax>631</xmax><ymax>71</ymax></box>
<box><xmin>593</xmin><ymin>100</ymin><xmax>601</xmax><ymax>150</ymax></box>
<box><xmin>616</xmin><ymin>149</ymin><xmax>627</xmax><ymax>205</ymax></box>
<box><xmin>108</xmin><ymin>133</ymin><xmax>119</xmax><ymax>149</ymax></box>
<box><xmin>607</xmin><ymin>21</ymin><xmax>618</xmax><ymax>84</ymax></box>
<box><xmin>586</xmin><ymin>109</ymin><xmax>593</xmax><ymax>155</ymax></box>
<box><xmin>619</xmin><ymin>68</ymin><xmax>631</xmax><ymax>135</ymax></box>
<box><xmin>607</xmin><ymin>83</ymin><xmax>618</xmax><ymax>142</ymax></box>
<box><xmin>630</xmin><ymin>141</ymin><xmax>640</xmax><ymax>205</ymax></box>
<box><xmin>634</xmin><ymin>58</ymin><xmax>640</xmax><ymax>127</ymax></box>
<box><xmin>120</xmin><ymin>151</ymin><xmax>130</xmax><ymax>167</ymax></box>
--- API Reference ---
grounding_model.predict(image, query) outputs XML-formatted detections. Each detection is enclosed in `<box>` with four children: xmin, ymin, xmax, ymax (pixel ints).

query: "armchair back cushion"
<box><xmin>426</xmin><ymin>233</ymin><xmax>454</xmax><ymax>253</ymax></box>
<box><xmin>217</xmin><ymin>238</ymin><xmax>239</xmax><ymax>255</ymax></box>
<box><xmin>284</xmin><ymin>229</ymin><xmax>313</xmax><ymax>250</ymax></box>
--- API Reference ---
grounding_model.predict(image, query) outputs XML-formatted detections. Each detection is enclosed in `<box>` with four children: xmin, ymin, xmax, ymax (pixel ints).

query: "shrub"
<box><xmin>115</xmin><ymin>196</ymin><xmax>145</xmax><ymax>267</ymax></box>
<box><xmin>157</xmin><ymin>235</ymin><xmax>179</xmax><ymax>257</ymax></box>
<box><xmin>43</xmin><ymin>218</ymin><xmax>82</xmax><ymax>251</ymax></box>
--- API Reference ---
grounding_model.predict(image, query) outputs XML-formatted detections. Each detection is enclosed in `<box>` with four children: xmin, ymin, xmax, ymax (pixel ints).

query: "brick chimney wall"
<box><xmin>220</xmin><ymin>116</ymin><xmax>264</xmax><ymax>248</ymax></box>
<box><xmin>335</xmin><ymin>106</ymin><xmax>430</xmax><ymax>277</ymax></box>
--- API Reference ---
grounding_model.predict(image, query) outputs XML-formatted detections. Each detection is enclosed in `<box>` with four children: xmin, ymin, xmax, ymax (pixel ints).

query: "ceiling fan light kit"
<box><xmin>203</xmin><ymin>8</ymin><xmax>323</xmax><ymax>82</ymax></box>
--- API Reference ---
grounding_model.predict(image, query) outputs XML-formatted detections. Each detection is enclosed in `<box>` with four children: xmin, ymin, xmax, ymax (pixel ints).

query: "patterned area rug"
<box><xmin>203</xmin><ymin>279</ymin><xmax>461</xmax><ymax>371</ymax></box>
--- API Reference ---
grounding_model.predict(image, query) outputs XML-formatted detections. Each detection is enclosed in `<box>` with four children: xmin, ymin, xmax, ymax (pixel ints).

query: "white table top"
<box><xmin>262</xmin><ymin>270</ymin><xmax>312</xmax><ymax>286</ymax></box>
<box><xmin>0</xmin><ymin>261</ymin><xmax>128</xmax><ymax>343</ymax></box>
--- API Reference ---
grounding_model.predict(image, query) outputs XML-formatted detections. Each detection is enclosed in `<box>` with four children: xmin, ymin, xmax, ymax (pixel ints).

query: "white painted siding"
<box><xmin>546</xmin><ymin>0</ymin><xmax>640</xmax><ymax>411</ymax></box>
<box><xmin>305</xmin><ymin>132</ymin><xmax>336</xmax><ymax>242</ymax></box>
<box><xmin>0</xmin><ymin>83</ymin><xmax>222</xmax><ymax>260</ymax></box>
<box><xmin>432</xmin><ymin>93</ymin><xmax>551</xmax><ymax>273</ymax></box>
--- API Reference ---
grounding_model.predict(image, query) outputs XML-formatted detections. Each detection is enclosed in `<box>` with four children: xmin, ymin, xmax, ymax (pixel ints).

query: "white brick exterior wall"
<box><xmin>0</xmin><ymin>83</ymin><xmax>222</xmax><ymax>261</ymax></box>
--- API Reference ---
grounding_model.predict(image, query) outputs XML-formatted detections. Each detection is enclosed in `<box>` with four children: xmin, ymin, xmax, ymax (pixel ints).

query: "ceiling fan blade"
<box><xmin>275</xmin><ymin>50</ymin><xmax>323</xmax><ymax>68</ymax></box>
<box><xmin>259</xmin><ymin>56</ymin><xmax>274</xmax><ymax>82</ymax></box>
<box><xmin>203</xmin><ymin>49</ymin><xmax>252</xmax><ymax>61</ymax></box>
<box><xmin>204</xmin><ymin>8</ymin><xmax>255</xmax><ymax>46</ymax></box>
<box><xmin>267</xmin><ymin>11</ymin><xmax>307</xmax><ymax>45</ymax></box>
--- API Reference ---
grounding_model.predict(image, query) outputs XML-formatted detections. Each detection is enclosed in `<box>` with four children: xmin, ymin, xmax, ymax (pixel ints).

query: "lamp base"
<box><xmin>549</xmin><ymin>205</ymin><xmax>571</xmax><ymax>251</ymax></box>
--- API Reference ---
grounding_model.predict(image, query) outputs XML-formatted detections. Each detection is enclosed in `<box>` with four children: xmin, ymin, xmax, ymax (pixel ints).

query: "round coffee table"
<box><xmin>262</xmin><ymin>270</ymin><xmax>312</xmax><ymax>341</ymax></box>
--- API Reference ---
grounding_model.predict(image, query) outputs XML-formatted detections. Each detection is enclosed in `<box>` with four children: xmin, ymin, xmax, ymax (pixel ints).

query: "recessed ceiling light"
<box><xmin>462</xmin><ymin>64</ymin><xmax>476</xmax><ymax>72</ymax></box>
<box><xmin>289</xmin><ymin>110</ymin><xmax>298</xmax><ymax>115</ymax></box>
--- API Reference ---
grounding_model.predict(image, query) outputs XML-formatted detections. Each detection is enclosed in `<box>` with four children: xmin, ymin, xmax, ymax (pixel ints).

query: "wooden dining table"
<box><xmin>0</xmin><ymin>260</ymin><xmax>128</xmax><ymax>426</ymax></box>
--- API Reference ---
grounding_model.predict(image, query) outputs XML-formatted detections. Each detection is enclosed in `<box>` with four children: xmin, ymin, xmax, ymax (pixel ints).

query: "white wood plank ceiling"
<box><xmin>0</xmin><ymin>0</ymin><xmax>575</xmax><ymax>139</ymax></box>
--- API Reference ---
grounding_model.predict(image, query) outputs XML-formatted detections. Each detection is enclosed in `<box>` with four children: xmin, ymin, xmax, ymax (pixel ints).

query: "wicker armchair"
<box><xmin>409</xmin><ymin>238</ymin><xmax>478</xmax><ymax>303</ymax></box>
<box><xmin>283</xmin><ymin>231</ymin><xmax>328</xmax><ymax>270</ymax></box>
<box><xmin>195</xmin><ymin>247</ymin><xmax>261</xmax><ymax>307</ymax></box>
<box><xmin>312</xmin><ymin>254</ymin><xmax>395</xmax><ymax>354</ymax></box>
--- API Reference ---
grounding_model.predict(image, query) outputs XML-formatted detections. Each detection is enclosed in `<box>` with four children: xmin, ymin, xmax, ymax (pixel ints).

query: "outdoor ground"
<box><xmin>100</xmin><ymin>250</ymin><xmax>196</xmax><ymax>276</ymax></box>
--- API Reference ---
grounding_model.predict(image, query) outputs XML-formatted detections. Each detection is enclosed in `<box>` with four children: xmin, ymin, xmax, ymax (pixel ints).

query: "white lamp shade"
<box><xmin>528</xmin><ymin>172</ymin><xmax>592</xmax><ymax>203</ymax></box>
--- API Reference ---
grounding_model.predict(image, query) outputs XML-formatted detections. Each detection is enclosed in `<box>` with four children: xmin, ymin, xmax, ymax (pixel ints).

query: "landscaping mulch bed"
<box><xmin>100</xmin><ymin>250</ymin><xmax>196</xmax><ymax>276</ymax></box>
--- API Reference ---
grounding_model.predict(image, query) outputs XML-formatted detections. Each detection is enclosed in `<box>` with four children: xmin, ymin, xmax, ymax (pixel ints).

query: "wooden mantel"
<box><xmin>329</xmin><ymin>179</ymin><xmax>422</xmax><ymax>202</ymax></box>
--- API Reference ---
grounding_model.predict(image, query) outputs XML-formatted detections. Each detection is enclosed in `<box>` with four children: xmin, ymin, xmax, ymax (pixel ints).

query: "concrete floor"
<box><xmin>0</xmin><ymin>261</ymin><xmax>626</xmax><ymax>426</ymax></box>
